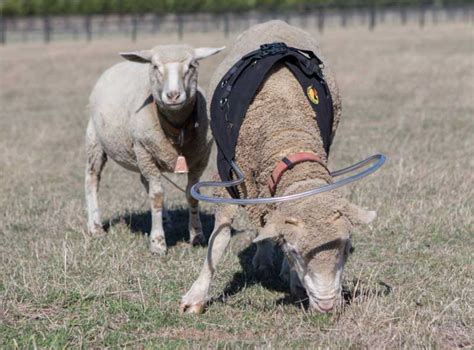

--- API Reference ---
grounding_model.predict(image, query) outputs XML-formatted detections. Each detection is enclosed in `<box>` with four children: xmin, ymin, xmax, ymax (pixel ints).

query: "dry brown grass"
<box><xmin>1</xmin><ymin>22</ymin><xmax>473</xmax><ymax>348</ymax></box>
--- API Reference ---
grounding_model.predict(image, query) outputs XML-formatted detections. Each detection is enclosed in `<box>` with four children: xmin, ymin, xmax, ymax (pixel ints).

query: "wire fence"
<box><xmin>0</xmin><ymin>4</ymin><xmax>472</xmax><ymax>44</ymax></box>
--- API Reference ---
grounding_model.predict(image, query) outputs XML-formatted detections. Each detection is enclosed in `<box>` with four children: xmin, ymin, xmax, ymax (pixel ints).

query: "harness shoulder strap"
<box><xmin>211</xmin><ymin>50</ymin><xmax>296</xmax><ymax>162</ymax></box>
<box><xmin>210</xmin><ymin>43</ymin><xmax>334</xmax><ymax>199</ymax></box>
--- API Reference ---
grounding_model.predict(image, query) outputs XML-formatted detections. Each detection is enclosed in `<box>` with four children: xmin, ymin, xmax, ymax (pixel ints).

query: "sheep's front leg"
<box><xmin>280</xmin><ymin>256</ymin><xmax>304</xmax><ymax>297</ymax></box>
<box><xmin>186</xmin><ymin>171</ymin><xmax>205</xmax><ymax>246</ymax></box>
<box><xmin>135</xmin><ymin>144</ymin><xmax>167</xmax><ymax>256</ymax></box>
<box><xmin>148</xmin><ymin>179</ymin><xmax>167</xmax><ymax>256</ymax></box>
<box><xmin>252</xmin><ymin>240</ymin><xmax>275</xmax><ymax>278</ymax></box>
<box><xmin>180</xmin><ymin>205</ymin><xmax>236</xmax><ymax>314</ymax></box>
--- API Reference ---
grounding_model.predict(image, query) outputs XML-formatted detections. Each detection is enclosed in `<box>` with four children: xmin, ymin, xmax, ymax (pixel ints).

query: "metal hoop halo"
<box><xmin>191</xmin><ymin>154</ymin><xmax>386</xmax><ymax>205</ymax></box>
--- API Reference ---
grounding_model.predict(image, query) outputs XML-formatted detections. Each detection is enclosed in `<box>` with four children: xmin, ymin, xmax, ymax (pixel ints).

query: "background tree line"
<box><xmin>0</xmin><ymin>0</ymin><xmax>470</xmax><ymax>16</ymax></box>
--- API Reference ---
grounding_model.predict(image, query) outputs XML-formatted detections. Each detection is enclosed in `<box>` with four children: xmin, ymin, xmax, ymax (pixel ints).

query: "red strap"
<box><xmin>268</xmin><ymin>152</ymin><xmax>327</xmax><ymax>196</ymax></box>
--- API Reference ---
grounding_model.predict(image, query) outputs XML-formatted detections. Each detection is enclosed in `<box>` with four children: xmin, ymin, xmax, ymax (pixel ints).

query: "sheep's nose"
<box><xmin>316</xmin><ymin>300</ymin><xmax>334</xmax><ymax>313</ymax></box>
<box><xmin>166</xmin><ymin>90</ymin><xmax>181</xmax><ymax>102</ymax></box>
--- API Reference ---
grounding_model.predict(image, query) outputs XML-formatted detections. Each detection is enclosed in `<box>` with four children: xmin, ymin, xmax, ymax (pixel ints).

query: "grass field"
<box><xmin>1</xmin><ymin>22</ymin><xmax>473</xmax><ymax>348</ymax></box>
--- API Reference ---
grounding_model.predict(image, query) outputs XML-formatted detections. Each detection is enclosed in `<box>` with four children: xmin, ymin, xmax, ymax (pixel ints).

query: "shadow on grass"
<box><xmin>209</xmin><ymin>241</ymin><xmax>304</xmax><ymax>307</ymax></box>
<box><xmin>106</xmin><ymin>209</ymin><xmax>392</xmax><ymax>310</ymax></box>
<box><xmin>104</xmin><ymin>208</ymin><xmax>215</xmax><ymax>247</ymax></box>
<box><xmin>211</xmin><ymin>240</ymin><xmax>393</xmax><ymax>311</ymax></box>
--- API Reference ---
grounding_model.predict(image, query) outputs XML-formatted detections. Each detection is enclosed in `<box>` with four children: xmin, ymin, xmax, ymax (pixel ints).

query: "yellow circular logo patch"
<box><xmin>307</xmin><ymin>85</ymin><xmax>319</xmax><ymax>104</ymax></box>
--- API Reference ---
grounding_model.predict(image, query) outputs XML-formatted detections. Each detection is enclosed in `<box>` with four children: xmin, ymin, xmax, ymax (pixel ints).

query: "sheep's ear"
<box><xmin>119</xmin><ymin>50</ymin><xmax>152</xmax><ymax>63</ymax></box>
<box><xmin>253</xmin><ymin>222</ymin><xmax>279</xmax><ymax>243</ymax></box>
<box><xmin>345</xmin><ymin>203</ymin><xmax>377</xmax><ymax>225</ymax></box>
<box><xmin>193</xmin><ymin>46</ymin><xmax>225</xmax><ymax>61</ymax></box>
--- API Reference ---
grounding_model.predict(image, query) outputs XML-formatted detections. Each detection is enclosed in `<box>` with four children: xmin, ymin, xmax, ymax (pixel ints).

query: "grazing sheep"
<box><xmin>85</xmin><ymin>44</ymin><xmax>224</xmax><ymax>255</ymax></box>
<box><xmin>180</xmin><ymin>21</ymin><xmax>376</xmax><ymax>314</ymax></box>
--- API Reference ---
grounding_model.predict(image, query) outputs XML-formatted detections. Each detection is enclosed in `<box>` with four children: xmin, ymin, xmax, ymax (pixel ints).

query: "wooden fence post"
<box><xmin>300</xmin><ymin>11</ymin><xmax>308</xmax><ymax>28</ymax></box>
<box><xmin>85</xmin><ymin>15</ymin><xmax>92</xmax><ymax>41</ymax></box>
<box><xmin>369</xmin><ymin>5</ymin><xmax>376</xmax><ymax>30</ymax></box>
<box><xmin>400</xmin><ymin>5</ymin><xmax>407</xmax><ymax>25</ymax></box>
<box><xmin>223</xmin><ymin>13</ymin><xmax>229</xmax><ymax>38</ymax></box>
<box><xmin>341</xmin><ymin>6</ymin><xmax>347</xmax><ymax>27</ymax></box>
<box><xmin>317</xmin><ymin>7</ymin><xmax>325</xmax><ymax>33</ymax></box>
<box><xmin>432</xmin><ymin>5</ymin><xmax>438</xmax><ymax>24</ymax></box>
<box><xmin>131</xmin><ymin>14</ymin><xmax>138</xmax><ymax>41</ymax></box>
<box><xmin>419</xmin><ymin>4</ymin><xmax>425</xmax><ymax>27</ymax></box>
<box><xmin>152</xmin><ymin>14</ymin><xmax>160</xmax><ymax>33</ymax></box>
<box><xmin>177</xmin><ymin>14</ymin><xmax>183</xmax><ymax>39</ymax></box>
<box><xmin>379</xmin><ymin>6</ymin><xmax>386</xmax><ymax>23</ymax></box>
<box><xmin>118</xmin><ymin>13</ymin><xmax>124</xmax><ymax>32</ymax></box>
<box><xmin>449</xmin><ymin>6</ymin><xmax>453</xmax><ymax>22</ymax></box>
<box><xmin>0</xmin><ymin>16</ymin><xmax>5</xmax><ymax>45</ymax></box>
<box><xmin>21</xmin><ymin>18</ymin><xmax>27</xmax><ymax>42</ymax></box>
<box><xmin>43</xmin><ymin>16</ymin><xmax>51</xmax><ymax>43</ymax></box>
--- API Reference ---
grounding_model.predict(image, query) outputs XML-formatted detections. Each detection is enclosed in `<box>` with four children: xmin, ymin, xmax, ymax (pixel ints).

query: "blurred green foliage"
<box><xmin>0</xmin><ymin>0</ymin><xmax>470</xmax><ymax>16</ymax></box>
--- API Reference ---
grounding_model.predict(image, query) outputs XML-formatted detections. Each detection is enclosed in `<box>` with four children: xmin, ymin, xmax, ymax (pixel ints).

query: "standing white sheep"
<box><xmin>180</xmin><ymin>21</ymin><xmax>377</xmax><ymax>314</ymax></box>
<box><xmin>85</xmin><ymin>44</ymin><xmax>224</xmax><ymax>255</ymax></box>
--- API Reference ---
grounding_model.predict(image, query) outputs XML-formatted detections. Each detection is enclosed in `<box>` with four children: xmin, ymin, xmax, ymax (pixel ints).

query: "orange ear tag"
<box><xmin>174</xmin><ymin>155</ymin><xmax>189</xmax><ymax>174</ymax></box>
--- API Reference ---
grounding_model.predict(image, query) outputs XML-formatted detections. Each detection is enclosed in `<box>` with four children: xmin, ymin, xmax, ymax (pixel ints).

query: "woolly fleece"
<box><xmin>208</xmin><ymin>20</ymin><xmax>342</xmax><ymax>226</ymax></box>
<box><xmin>88</xmin><ymin>48</ymin><xmax>212</xmax><ymax>176</ymax></box>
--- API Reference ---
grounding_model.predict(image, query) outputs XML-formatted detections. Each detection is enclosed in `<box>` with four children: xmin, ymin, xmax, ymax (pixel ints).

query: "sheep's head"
<box><xmin>255</xmin><ymin>191</ymin><xmax>376</xmax><ymax>313</ymax></box>
<box><xmin>120</xmin><ymin>45</ymin><xmax>224</xmax><ymax>110</ymax></box>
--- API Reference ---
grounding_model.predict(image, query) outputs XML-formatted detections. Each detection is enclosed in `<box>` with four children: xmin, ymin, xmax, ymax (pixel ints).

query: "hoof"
<box><xmin>88</xmin><ymin>224</ymin><xmax>106</xmax><ymax>236</ymax></box>
<box><xmin>180</xmin><ymin>302</ymin><xmax>205</xmax><ymax>315</ymax></box>
<box><xmin>150</xmin><ymin>238</ymin><xmax>167</xmax><ymax>256</ymax></box>
<box><xmin>190</xmin><ymin>233</ymin><xmax>206</xmax><ymax>247</ymax></box>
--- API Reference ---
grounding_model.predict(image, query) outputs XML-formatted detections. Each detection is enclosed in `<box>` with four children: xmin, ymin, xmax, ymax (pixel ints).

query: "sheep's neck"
<box><xmin>272</xmin><ymin>161</ymin><xmax>332</xmax><ymax>197</ymax></box>
<box><xmin>156</xmin><ymin>96</ymin><xmax>196</xmax><ymax>129</ymax></box>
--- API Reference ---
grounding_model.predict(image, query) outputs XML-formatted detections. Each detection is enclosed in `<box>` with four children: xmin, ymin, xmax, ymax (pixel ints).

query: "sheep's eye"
<box><xmin>185</xmin><ymin>61</ymin><xmax>198</xmax><ymax>74</ymax></box>
<box><xmin>153</xmin><ymin>65</ymin><xmax>165</xmax><ymax>78</ymax></box>
<box><xmin>183</xmin><ymin>65</ymin><xmax>195</xmax><ymax>78</ymax></box>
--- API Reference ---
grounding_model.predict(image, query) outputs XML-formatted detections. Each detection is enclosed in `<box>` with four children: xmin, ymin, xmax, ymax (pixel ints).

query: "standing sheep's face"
<box><xmin>255</xmin><ymin>193</ymin><xmax>376</xmax><ymax>313</ymax></box>
<box><xmin>120</xmin><ymin>45</ymin><xmax>224</xmax><ymax>110</ymax></box>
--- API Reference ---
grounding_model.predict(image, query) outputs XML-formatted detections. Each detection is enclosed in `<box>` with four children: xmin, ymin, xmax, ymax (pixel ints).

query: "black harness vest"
<box><xmin>210</xmin><ymin>42</ymin><xmax>334</xmax><ymax>198</ymax></box>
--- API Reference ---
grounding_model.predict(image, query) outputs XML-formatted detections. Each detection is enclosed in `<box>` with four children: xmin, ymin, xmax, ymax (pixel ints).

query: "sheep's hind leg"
<box><xmin>85</xmin><ymin>121</ymin><xmax>107</xmax><ymax>235</ymax></box>
<box><xmin>180</xmin><ymin>204</ymin><xmax>237</xmax><ymax>314</ymax></box>
<box><xmin>186</xmin><ymin>171</ymin><xmax>205</xmax><ymax>246</ymax></box>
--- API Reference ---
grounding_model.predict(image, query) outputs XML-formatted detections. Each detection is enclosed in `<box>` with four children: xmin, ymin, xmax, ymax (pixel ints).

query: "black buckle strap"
<box><xmin>282</xmin><ymin>157</ymin><xmax>294</xmax><ymax>169</ymax></box>
<box><xmin>222</xmin><ymin>43</ymin><xmax>288</xmax><ymax>85</ymax></box>
<box><xmin>260</xmin><ymin>42</ymin><xmax>288</xmax><ymax>56</ymax></box>
<box><xmin>298</xmin><ymin>57</ymin><xmax>323</xmax><ymax>78</ymax></box>
<box><xmin>219</xmin><ymin>44</ymin><xmax>288</xmax><ymax>108</ymax></box>
<box><xmin>218</xmin><ymin>42</ymin><xmax>326</xmax><ymax>109</ymax></box>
